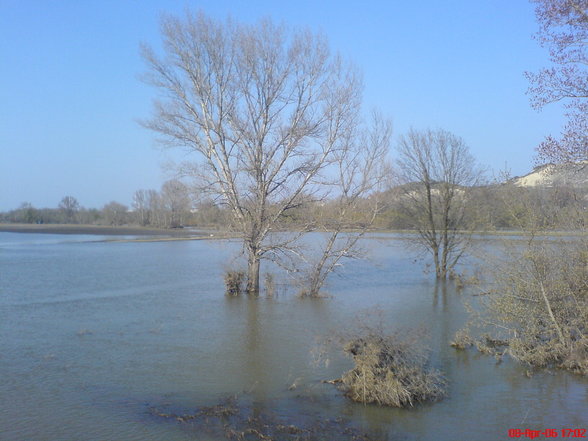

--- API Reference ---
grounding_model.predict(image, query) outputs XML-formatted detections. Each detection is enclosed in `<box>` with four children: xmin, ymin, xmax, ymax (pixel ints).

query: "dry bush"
<box><xmin>224</xmin><ymin>271</ymin><xmax>245</xmax><ymax>296</ymax></box>
<box><xmin>448</xmin><ymin>269</ymin><xmax>481</xmax><ymax>291</ymax></box>
<box><xmin>460</xmin><ymin>239</ymin><xmax>588</xmax><ymax>375</ymax></box>
<box><xmin>450</xmin><ymin>328</ymin><xmax>474</xmax><ymax>350</ymax></box>
<box><xmin>264</xmin><ymin>273</ymin><xmax>275</xmax><ymax>298</ymax></box>
<box><xmin>340</xmin><ymin>331</ymin><xmax>446</xmax><ymax>408</ymax></box>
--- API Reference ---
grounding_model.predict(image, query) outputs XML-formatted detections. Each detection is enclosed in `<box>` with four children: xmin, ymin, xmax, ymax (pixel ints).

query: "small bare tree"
<box><xmin>141</xmin><ymin>11</ymin><xmax>363</xmax><ymax>295</ymax></box>
<box><xmin>132</xmin><ymin>189</ymin><xmax>151</xmax><ymax>226</ymax></box>
<box><xmin>396</xmin><ymin>128</ymin><xmax>482</xmax><ymax>279</ymax></box>
<box><xmin>300</xmin><ymin>113</ymin><xmax>392</xmax><ymax>297</ymax></box>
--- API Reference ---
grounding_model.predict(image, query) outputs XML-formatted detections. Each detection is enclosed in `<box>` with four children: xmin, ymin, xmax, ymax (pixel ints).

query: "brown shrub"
<box><xmin>224</xmin><ymin>271</ymin><xmax>245</xmax><ymax>296</ymax></box>
<box><xmin>459</xmin><ymin>240</ymin><xmax>588</xmax><ymax>375</ymax></box>
<box><xmin>264</xmin><ymin>272</ymin><xmax>275</xmax><ymax>297</ymax></box>
<box><xmin>340</xmin><ymin>332</ymin><xmax>446</xmax><ymax>408</ymax></box>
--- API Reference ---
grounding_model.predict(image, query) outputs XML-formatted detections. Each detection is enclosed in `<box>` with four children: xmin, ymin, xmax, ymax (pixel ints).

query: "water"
<box><xmin>0</xmin><ymin>232</ymin><xmax>586</xmax><ymax>440</ymax></box>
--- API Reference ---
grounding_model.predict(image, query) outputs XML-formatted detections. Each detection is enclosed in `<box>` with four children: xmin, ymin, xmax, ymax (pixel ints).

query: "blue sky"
<box><xmin>0</xmin><ymin>0</ymin><xmax>564</xmax><ymax>211</ymax></box>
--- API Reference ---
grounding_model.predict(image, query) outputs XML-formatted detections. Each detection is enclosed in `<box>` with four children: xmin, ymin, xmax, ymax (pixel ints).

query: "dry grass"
<box><xmin>264</xmin><ymin>273</ymin><xmax>275</xmax><ymax>297</ymax></box>
<box><xmin>449</xmin><ymin>329</ymin><xmax>474</xmax><ymax>349</ymax></box>
<box><xmin>340</xmin><ymin>331</ymin><xmax>446</xmax><ymax>408</ymax></box>
<box><xmin>456</xmin><ymin>239</ymin><xmax>588</xmax><ymax>375</ymax></box>
<box><xmin>224</xmin><ymin>271</ymin><xmax>246</xmax><ymax>296</ymax></box>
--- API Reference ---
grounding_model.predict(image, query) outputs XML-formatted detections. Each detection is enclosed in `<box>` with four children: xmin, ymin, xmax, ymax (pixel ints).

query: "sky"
<box><xmin>0</xmin><ymin>0</ymin><xmax>566</xmax><ymax>211</ymax></box>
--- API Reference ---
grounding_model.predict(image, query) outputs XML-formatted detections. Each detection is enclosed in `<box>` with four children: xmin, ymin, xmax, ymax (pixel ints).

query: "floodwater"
<box><xmin>0</xmin><ymin>232</ymin><xmax>586</xmax><ymax>440</ymax></box>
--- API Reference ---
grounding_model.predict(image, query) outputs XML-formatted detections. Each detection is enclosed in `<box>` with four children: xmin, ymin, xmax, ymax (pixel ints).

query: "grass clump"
<box><xmin>224</xmin><ymin>270</ymin><xmax>245</xmax><ymax>296</ymax></box>
<box><xmin>449</xmin><ymin>328</ymin><xmax>474</xmax><ymax>350</ymax></box>
<box><xmin>340</xmin><ymin>331</ymin><xmax>446</xmax><ymax>408</ymax></box>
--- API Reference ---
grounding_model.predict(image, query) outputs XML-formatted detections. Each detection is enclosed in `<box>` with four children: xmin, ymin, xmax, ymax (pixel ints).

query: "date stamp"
<box><xmin>508</xmin><ymin>429</ymin><xmax>587</xmax><ymax>439</ymax></box>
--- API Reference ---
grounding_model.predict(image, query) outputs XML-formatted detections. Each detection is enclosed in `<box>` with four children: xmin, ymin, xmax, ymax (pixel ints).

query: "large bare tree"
<box><xmin>141</xmin><ymin>12</ymin><xmax>363</xmax><ymax>295</ymax></box>
<box><xmin>396</xmin><ymin>128</ymin><xmax>482</xmax><ymax>279</ymax></box>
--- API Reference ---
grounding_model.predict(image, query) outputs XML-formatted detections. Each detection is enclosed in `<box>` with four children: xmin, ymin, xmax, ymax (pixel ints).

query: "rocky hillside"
<box><xmin>511</xmin><ymin>162</ymin><xmax>588</xmax><ymax>188</ymax></box>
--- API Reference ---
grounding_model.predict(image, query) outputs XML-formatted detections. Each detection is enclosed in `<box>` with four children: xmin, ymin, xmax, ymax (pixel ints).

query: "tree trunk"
<box><xmin>440</xmin><ymin>235</ymin><xmax>449</xmax><ymax>279</ymax></box>
<box><xmin>539</xmin><ymin>280</ymin><xmax>566</xmax><ymax>346</ymax></box>
<box><xmin>247</xmin><ymin>252</ymin><xmax>261</xmax><ymax>296</ymax></box>
<box><xmin>432</xmin><ymin>244</ymin><xmax>443</xmax><ymax>278</ymax></box>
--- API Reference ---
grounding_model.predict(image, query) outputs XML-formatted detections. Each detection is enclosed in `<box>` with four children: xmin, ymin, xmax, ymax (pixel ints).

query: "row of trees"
<box><xmin>132</xmin><ymin>180</ymin><xmax>192</xmax><ymax>228</ymax></box>
<box><xmin>1</xmin><ymin>199</ymin><xmax>133</xmax><ymax>226</ymax></box>
<box><xmin>1</xmin><ymin>180</ymin><xmax>202</xmax><ymax>227</ymax></box>
<box><xmin>5</xmin><ymin>179</ymin><xmax>584</xmax><ymax>231</ymax></box>
<box><xmin>2</xmin><ymin>198</ymin><xmax>99</xmax><ymax>225</ymax></box>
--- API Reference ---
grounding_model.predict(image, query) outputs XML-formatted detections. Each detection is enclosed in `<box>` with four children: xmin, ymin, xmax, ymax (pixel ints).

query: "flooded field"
<box><xmin>0</xmin><ymin>232</ymin><xmax>586</xmax><ymax>440</ymax></box>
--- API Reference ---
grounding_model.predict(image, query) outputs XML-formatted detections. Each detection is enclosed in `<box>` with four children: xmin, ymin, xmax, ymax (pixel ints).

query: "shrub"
<box><xmin>458</xmin><ymin>240</ymin><xmax>588</xmax><ymax>375</ymax></box>
<box><xmin>264</xmin><ymin>272</ymin><xmax>275</xmax><ymax>297</ymax></box>
<box><xmin>340</xmin><ymin>332</ymin><xmax>446</xmax><ymax>407</ymax></box>
<box><xmin>224</xmin><ymin>271</ymin><xmax>245</xmax><ymax>296</ymax></box>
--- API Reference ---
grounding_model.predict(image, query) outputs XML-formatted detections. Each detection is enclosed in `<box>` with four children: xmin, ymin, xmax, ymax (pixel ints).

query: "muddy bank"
<box><xmin>148</xmin><ymin>394</ymin><xmax>387</xmax><ymax>441</ymax></box>
<box><xmin>0</xmin><ymin>223</ymin><xmax>207</xmax><ymax>237</ymax></box>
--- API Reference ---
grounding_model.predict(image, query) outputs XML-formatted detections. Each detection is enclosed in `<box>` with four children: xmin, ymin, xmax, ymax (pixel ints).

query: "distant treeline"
<box><xmin>2</xmin><ymin>181</ymin><xmax>586</xmax><ymax>232</ymax></box>
<box><xmin>379</xmin><ymin>183</ymin><xmax>587</xmax><ymax>232</ymax></box>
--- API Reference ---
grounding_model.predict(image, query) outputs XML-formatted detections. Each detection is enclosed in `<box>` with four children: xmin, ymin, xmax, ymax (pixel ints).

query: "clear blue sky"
<box><xmin>0</xmin><ymin>0</ymin><xmax>564</xmax><ymax>211</ymax></box>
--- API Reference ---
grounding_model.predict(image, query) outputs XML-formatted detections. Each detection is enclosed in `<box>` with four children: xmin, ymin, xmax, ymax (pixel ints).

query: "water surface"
<box><xmin>0</xmin><ymin>232</ymin><xmax>586</xmax><ymax>440</ymax></box>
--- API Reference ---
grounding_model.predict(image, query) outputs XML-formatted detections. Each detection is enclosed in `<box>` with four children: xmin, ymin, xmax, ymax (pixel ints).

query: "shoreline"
<box><xmin>0</xmin><ymin>223</ymin><xmax>207</xmax><ymax>237</ymax></box>
<box><xmin>1</xmin><ymin>223</ymin><xmax>584</xmax><ymax>239</ymax></box>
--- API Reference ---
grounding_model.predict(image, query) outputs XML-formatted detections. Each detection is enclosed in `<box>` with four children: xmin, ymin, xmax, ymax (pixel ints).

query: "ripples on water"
<box><xmin>0</xmin><ymin>232</ymin><xmax>586</xmax><ymax>440</ymax></box>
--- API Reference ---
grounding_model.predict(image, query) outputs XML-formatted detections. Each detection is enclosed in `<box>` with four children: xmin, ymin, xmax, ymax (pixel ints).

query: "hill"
<box><xmin>511</xmin><ymin>162</ymin><xmax>588</xmax><ymax>188</ymax></box>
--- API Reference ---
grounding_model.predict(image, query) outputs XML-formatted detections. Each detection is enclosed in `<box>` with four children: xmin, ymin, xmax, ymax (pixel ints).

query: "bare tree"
<box><xmin>58</xmin><ymin>196</ymin><xmax>80</xmax><ymax>224</ymax></box>
<box><xmin>144</xmin><ymin>189</ymin><xmax>163</xmax><ymax>227</ymax></box>
<box><xmin>396</xmin><ymin>128</ymin><xmax>482</xmax><ymax>279</ymax></box>
<box><xmin>526</xmin><ymin>0</ymin><xmax>588</xmax><ymax>163</ymax></box>
<box><xmin>160</xmin><ymin>179</ymin><xmax>191</xmax><ymax>228</ymax></box>
<box><xmin>132</xmin><ymin>190</ymin><xmax>151</xmax><ymax>226</ymax></box>
<box><xmin>141</xmin><ymin>11</ymin><xmax>363</xmax><ymax>295</ymax></box>
<box><xmin>102</xmin><ymin>201</ymin><xmax>128</xmax><ymax>226</ymax></box>
<box><xmin>300</xmin><ymin>113</ymin><xmax>392</xmax><ymax>297</ymax></box>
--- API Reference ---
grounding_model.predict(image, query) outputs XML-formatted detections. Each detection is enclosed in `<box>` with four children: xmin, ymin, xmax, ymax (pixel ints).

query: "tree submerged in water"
<box><xmin>395</xmin><ymin>128</ymin><xmax>483</xmax><ymax>279</ymax></box>
<box><xmin>141</xmin><ymin>11</ymin><xmax>390</xmax><ymax>296</ymax></box>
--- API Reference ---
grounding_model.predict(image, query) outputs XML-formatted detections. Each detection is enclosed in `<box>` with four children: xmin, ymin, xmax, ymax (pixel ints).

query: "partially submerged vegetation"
<box><xmin>340</xmin><ymin>332</ymin><xmax>446</xmax><ymax>407</ymax></box>
<box><xmin>454</xmin><ymin>240</ymin><xmax>588</xmax><ymax>375</ymax></box>
<box><xmin>225</xmin><ymin>271</ymin><xmax>246</xmax><ymax>296</ymax></box>
<box><xmin>225</xmin><ymin>271</ymin><xmax>277</xmax><ymax>297</ymax></box>
<box><xmin>149</xmin><ymin>395</ymin><xmax>382</xmax><ymax>441</ymax></box>
<box><xmin>315</xmin><ymin>321</ymin><xmax>446</xmax><ymax>408</ymax></box>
